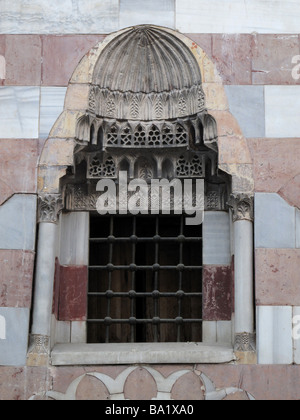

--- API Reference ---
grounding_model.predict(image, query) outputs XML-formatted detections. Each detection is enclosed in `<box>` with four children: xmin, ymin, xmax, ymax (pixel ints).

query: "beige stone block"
<box><xmin>69</xmin><ymin>55</ymin><xmax>90</xmax><ymax>85</ymax></box>
<box><xmin>219</xmin><ymin>163</ymin><xmax>254</xmax><ymax>194</ymax></box>
<box><xmin>210</xmin><ymin>110</ymin><xmax>244</xmax><ymax>138</ymax></box>
<box><xmin>37</xmin><ymin>166</ymin><xmax>68</xmax><ymax>194</ymax></box>
<box><xmin>65</xmin><ymin>84</ymin><xmax>90</xmax><ymax>111</ymax></box>
<box><xmin>39</xmin><ymin>138</ymin><xmax>75</xmax><ymax>167</ymax></box>
<box><xmin>235</xmin><ymin>351</ymin><xmax>257</xmax><ymax>365</ymax></box>
<box><xmin>203</xmin><ymin>83</ymin><xmax>229</xmax><ymax>111</ymax></box>
<box><xmin>49</xmin><ymin>110</ymin><xmax>82</xmax><ymax>139</ymax></box>
<box><xmin>191</xmin><ymin>47</ymin><xmax>222</xmax><ymax>84</ymax></box>
<box><xmin>218</xmin><ymin>136</ymin><xmax>252</xmax><ymax>165</ymax></box>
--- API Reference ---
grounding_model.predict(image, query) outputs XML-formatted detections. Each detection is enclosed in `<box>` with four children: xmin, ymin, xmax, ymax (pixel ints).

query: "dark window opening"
<box><xmin>87</xmin><ymin>214</ymin><xmax>203</xmax><ymax>344</ymax></box>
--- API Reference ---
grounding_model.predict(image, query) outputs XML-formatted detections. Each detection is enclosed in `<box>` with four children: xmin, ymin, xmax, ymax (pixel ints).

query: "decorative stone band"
<box><xmin>234</xmin><ymin>332</ymin><xmax>256</xmax><ymax>352</ymax></box>
<box><xmin>88</xmin><ymin>84</ymin><xmax>206</xmax><ymax>121</ymax></box>
<box><xmin>27</xmin><ymin>334</ymin><xmax>50</xmax><ymax>367</ymax></box>
<box><xmin>76</xmin><ymin>112</ymin><xmax>218</xmax><ymax>152</ymax></box>
<box><xmin>38</xmin><ymin>194</ymin><xmax>64</xmax><ymax>224</ymax></box>
<box><xmin>228</xmin><ymin>193</ymin><xmax>254</xmax><ymax>223</ymax></box>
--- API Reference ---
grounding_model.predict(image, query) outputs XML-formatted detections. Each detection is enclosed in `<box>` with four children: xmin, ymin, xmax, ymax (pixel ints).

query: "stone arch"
<box><xmin>29</xmin><ymin>26</ymin><xmax>255</xmax><ymax>365</ymax></box>
<box><xmin>38</xmin><ymin>25</ymin><xmax>253</xmax><ymax>195</ymax></box>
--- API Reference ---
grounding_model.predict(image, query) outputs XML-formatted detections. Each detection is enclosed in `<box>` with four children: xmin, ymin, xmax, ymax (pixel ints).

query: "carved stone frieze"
<box><xmin>91</xmin><ymin>27</ymin><xmax>205</xmax><ymax>121</ymax></box>
<box><xmin>29</xmin><ymin>366</ymin><xmax>256</xmax><ymax>400</ymax></box>
<box><xmin>38</xmin><ymin>194</ymin><xmax>64</xmax><ymax>224</ymax></box>
<box><xmin>234</xmin><ymin>333</ymin><xmax>256</xmax><ymax>352</ymax></box>
<box><xmin>27</xmin><ymin>334</ymin><xmax>50</xmax><ymax>367</ymax></box>
<box><xmin>228</xmin><ymin>193</ymin><xmax>254</xmax><ymax>223</ymax></box>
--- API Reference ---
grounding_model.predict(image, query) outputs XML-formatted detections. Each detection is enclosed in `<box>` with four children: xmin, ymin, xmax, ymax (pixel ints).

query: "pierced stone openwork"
<box><xmin>68</xmin><ymin>26</ymin><xmax>228</xmax><ymax>213</ymax></box>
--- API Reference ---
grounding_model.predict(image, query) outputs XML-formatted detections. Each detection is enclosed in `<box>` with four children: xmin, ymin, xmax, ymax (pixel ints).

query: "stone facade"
<box><xmin>0</xmin><ymin>0</ymin><xmax>300</xmax><ymax>401</ymax></box>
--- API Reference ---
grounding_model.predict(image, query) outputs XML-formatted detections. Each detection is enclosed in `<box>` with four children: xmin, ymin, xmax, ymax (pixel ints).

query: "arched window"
<box><xmin>30</xmin><ymin>26</ymin><xmax>254</xmax><ymax>367</ymax></box>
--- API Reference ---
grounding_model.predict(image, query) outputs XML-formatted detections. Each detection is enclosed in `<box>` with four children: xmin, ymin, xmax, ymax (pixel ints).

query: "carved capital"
<box><xmin>38</xmin><ymin>194</ymin><xmax>64</xmax><ymax>224</ymax></box>
<box><xmin>27</xmin><ymin>334</ymin><xmax>50</xmax><ymax>367</ymax></box>
<box><xmin>234</xmin><ymin>333</ymin><xmax>256</xmax><ymax>352</ymax></box>
<box><xmin>228</xmin><ymin>193</ymin><xmax>254</xmax><ymax>223</ymax></box>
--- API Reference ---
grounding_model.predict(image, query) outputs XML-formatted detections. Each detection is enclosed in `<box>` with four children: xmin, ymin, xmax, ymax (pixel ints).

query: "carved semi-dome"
<box><xmin>89</xmin><ymin>25</ymin><xmax>206</xmax><ymax>121</ymax></box>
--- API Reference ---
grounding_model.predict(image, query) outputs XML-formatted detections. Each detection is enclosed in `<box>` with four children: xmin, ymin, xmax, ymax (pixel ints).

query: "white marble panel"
<box><xmin>296</xmin><ymin>210</ymin><xmax>300</xmax><ymax>249</ymax></box>
<box><xmin>176</xmin><ymin>0</ymin><xmax>300</xmax><ymax>34</ymax></box>
<box><xmin>255</xmin><ymin>193</ymin><xmax>296</xmax><ymax>249</ymax></box>
<box><xmin>293</xmin><ymin>307</ymin><xmax>300</xmax><ymax>365</ymax></box>
<box><xmin>257</xmin><ymin>306</ymin><xmax>293</xmax><ymax>365</ymax></box>
<box><xmin>0</xmin><ymin>307</ymin><xmax>30</xmax><ymax>366</ymax></box>
<box><xmin>203</xmin><ymin>321</ymin><xmax>232</xmax><ymax>344</ymax></box>
<box><xmin>225</xmin><ymin>86</ymin><xmax>265</xmax><ymax>138</ymax></box>
<box><xmin>0</xmin><ymin>0</ymin><xmax>119</xmax><ymax>34</ymax></box>
<box><xmin>40</xmin><ymin>87</ymin><xmax>67</xmax><ymax>139</ymax></box>
<box><xmin>71</xmin><ymin>321</ymin><xmax>87</xmax><ymax>344</ymax></box>
<box><xmin>0</xmin><ymin>194</ymin><xmax>37</xmax><ymax>251</ymax></box>
<box><xmin>265</xmin><ymin>86</ymin><xmax>300</xmax><ymax>138</ymax></box>
<box><xmin>0</xmin><ymin>87</ymin><xmax>40</xmax><ymax>139</ymax></box>
<box><xmin>120</xmin><ymin>0</ymin><xmax>175</xmax><ymax>29</ymax></box>
<box><xmin>59</xmin><ymin>212</ymin><xmax>89</xmax><ymax>266</ymax></box>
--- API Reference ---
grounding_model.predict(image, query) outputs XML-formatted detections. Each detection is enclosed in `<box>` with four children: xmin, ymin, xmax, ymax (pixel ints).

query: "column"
<box><xmin>228</xmin><ymin>194</ymin><xmax>255</xmax><ymax>355</ymax></box>
<box><xmin>27</xmin><ymin>194</ymin><xmax>63</xmax><ymax>367</ymax></box>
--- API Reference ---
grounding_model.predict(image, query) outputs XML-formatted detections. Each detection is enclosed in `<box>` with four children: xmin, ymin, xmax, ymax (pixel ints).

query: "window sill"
<box><xmin>51</xmin><ymin>342</ymin><xmax>235</xmax><ymax>366</ymax></box>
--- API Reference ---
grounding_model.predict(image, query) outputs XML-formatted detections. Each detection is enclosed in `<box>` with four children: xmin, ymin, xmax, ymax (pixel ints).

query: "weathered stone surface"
<box><xmin>218</xmin><ymin>136</ymin><xmax>252</xmax><ymax>165</ymax></box>
<box><xmin>203</xmin><ymin>266</ymin><xmax>233</xmax><ymax>321</ymax></box>
<box><xmin>297</xmin><ymin>210</ymin><xmax>300</xmax><ymax>249</ymax></box>
<box><xmin>4</xmin><ymin>35</ymin><xmax>42</xmax><ymax>85</ymax></box>
<box><xmin>0</xmin><ymin>307</ymin><xmax>30</xmax><ymax>366</ymax></box>
<box><xmin>49</xmin><ymin>110</ymin><xmax>82</xmax><ymax>138</ymax></box>
<box><xmin>58</xmin><ymin>265</ymin><xmax>88</xmax><ymax>322</ymax></box>
<box><xmin>279</xmin><ymin>174</ymin><xmax>300</xmax><ymax>210</ymax></box>
<box><xmin>42</xmin><ymin>35</ymin><xmax>106</xmax><ymax>86</ymax></box>
<box><xmin>37</xmin><ymin>166</ymin><xmax>67</xmax><ymax>194</ymax></box>
<box><xmin>39</xmin><ymin>87</ymin><xmax>67</xmax><ymax>139</ymax></box>
<box><xmin>0</xmin><ymin>0</ymin><xmax>119</xmax><ymax>34</ymax></box>
<box><xmin>212</xmin><ymin>34</ymin><xmax>253</xmax><ymax>85</ymax></box>
<box><xmin>256</xmin><ymin>249</ymin><xmax>300</xmax><ymax>306</ymax></box>
<box><xmin>119</xmin><ymin>0</ymin><xmax>175</xmax><ymax>29</ymax></box>
<box><xmin>223</xmin><ymin>391</ymin><xmax>250</xmax><ymax>400</ymax></box>
<box><xmin>76</xmin><ymin>375</ymin><xmax>110</xmax><ymax>401</ymax></box>
<box><xmin>39</xmin><ymin>138</ymin><xmax>75</xmax><ymax>167</ymax></box>
<box><xmin>51</xmin><ymin>343</ymin><xmax>235</xmax><ymax>366</ymax></box>
<box><xmin>255</xmin><ymin>193</ymin><xmax>296</xmax><ymax>249</ymax></box>
<box><xmin>252</xmin><ymin>34</ymin><xmax>300</xmax><ymax>85</ymax></box>
<box><xmin>184</xmin><ymin>34</ymin><xmax>212</xmax><ymax>57</ymax></box>
<box><xmin>124</xmin><ymin>367</ymin><xmax>157</xmax><ymax>400</ymax></box>
<box><xmin>171</xmin><ymin>371</ymin><xmax>205</xmax><ymax>400</ymax></box>
<box><xmin>64</xmin><ymin>84</ymin><xmax>89</xmax><ymax>111</ymax></box>
<box><xmin>247</xmin><ymin>138</ymin><xmax>300</xmax><ymax>193</ymax></box>
<box><xmin>0</xmin><ymin>139</ymin><xmax>38</xmax><ymax>205</ymax></box>
<box><xmin>0</xmin><ymin>250</ymin><xmax>35</xmax><ymax>308</ymax></box>
<box><xmin>225</xmin><ymin>86</ymin><xmax>265</xmax><ymax>138</ymax></box>
<box><xmin>176</xmin><ymin>0</ymin><xmax>300</xmax><ymax>34</ymax></box>
<box><xmin>203</xmin><ymin>83</ymin><xmax>229</xmax><ymax>111</ymax></box>
<box><xmin>0</xmin><ymin>194</ymin><xmax>37</xmax><ymax>251</ymax></box>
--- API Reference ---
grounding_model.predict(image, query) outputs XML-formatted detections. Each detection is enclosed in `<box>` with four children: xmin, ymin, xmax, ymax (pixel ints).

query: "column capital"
<box><xmin>27</xmin><ymin>334</ymin><xmax>50</xmax><ymax>367</ymax></box>
<box><xmin>234</xmin><ymin>332</ymin><xmax>256</xmax><ymax>352</ymax></box>
<box><xmin>38</xmin><ymin>194</ymin><xmax>64</xmax><ymax>224</ymax></box>
<box><xmin>228</xmin><ymin>193</ymin><xmax>254</xmax><ymax>223</ymax></box>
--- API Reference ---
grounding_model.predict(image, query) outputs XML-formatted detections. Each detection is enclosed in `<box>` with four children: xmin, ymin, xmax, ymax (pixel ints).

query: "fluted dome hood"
<box><xmin>88</xmin><ymin>26</ymin><xmax>207</xmax><ymax>121</ymax></box>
